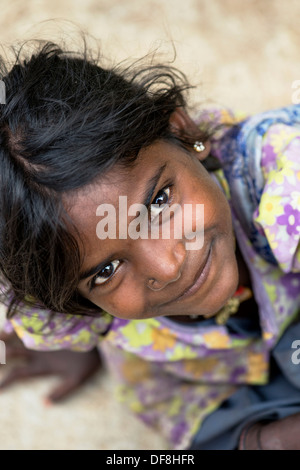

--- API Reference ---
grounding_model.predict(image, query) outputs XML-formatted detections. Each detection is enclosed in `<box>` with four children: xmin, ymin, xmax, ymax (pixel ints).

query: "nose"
<box><xmin>135</xmin><ymin>238</ymin><xmax>186</xmax><ymax>292</ymax></box>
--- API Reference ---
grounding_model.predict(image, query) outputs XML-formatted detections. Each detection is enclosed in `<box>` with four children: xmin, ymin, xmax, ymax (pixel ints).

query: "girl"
<box><xmin>0</xmin><ymin>39</ymin><xmax>300</xmax><ymax>450</ymax></box>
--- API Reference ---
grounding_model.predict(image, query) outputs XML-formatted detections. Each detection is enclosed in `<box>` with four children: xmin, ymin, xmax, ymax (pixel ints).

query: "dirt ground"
<box><xmin>0</xmin><ymin>0</ymin><xmax>299</xmax><ymax>450</ymax></box>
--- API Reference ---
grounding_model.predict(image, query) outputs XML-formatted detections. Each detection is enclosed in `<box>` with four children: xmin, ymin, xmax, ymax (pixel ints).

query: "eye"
<box><xmin>149</xmin><ymin>186</ymin><xmax>171</xmax><ymax>222</ymax></box>
<box><xmin>90</xmin><ymin>260</ymin><xmax>121</xmax><ymax>289</ymax></box>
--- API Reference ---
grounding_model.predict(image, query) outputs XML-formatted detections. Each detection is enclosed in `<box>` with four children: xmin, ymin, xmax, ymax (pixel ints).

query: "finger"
<box><xmin>0</xmin><ymin>331</ymin><xmax>36</xmax><ymax>359</ymax></box>
<box><xmin>0</xmin><ymin>362</ymin><xmax>57</xmax><ymax>390</ymax></box>
<box><xmin>0</xmin><ymin>331</ymin><xmax>9</xmax><ymax>341</ymax></box>
<box><xmin>0</xmin><ymin>330</ymin><xmax>16</xmax><ymax>343</ymax></box>
<box><xmin>0</xmin><ymin>330</ymin><xmax>27</xmax><ymax>351</ymax></box>
<box><xmin>5</xmin><ymin>345</ymin><xmax>33</xmax><ymax>360</ymax></box>
<box><xmin>0</xmin><ymin>365</ymin><xmax>40</xmax><ymax>390</ymax></box>
<box><xmin>46</xmin><ymin>377</ymin><xmax>84</xmax><ymax>404</ymax></box>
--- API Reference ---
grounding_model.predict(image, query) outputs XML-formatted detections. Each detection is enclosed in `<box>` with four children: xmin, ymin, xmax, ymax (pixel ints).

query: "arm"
<box><xmin>0</xmin><ymin>303</ymin><xmax>112</xmax><ymax>402</ymax></box>
<box><xmin>0</xmin><ymin>328</ymin><xmax>101</xmax><ymax>403</ymax></box>
<box><xmin>239</xmin><ymin>413</ymin><xmax>300</xmax><ymax>450</ymax></box>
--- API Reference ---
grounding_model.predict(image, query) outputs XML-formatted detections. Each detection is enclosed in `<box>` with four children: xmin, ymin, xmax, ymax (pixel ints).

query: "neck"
<box><xmin>235</xmin><ymin>238</ymin><xmax>252</xmax><ymax>289</ymax></box>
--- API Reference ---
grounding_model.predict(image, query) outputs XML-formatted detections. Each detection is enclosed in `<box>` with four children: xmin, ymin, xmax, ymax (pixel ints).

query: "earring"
<box><xmin>193</xmin><ymin>141</ymin><xmax>205</xmax><ymax>152</ymax></box>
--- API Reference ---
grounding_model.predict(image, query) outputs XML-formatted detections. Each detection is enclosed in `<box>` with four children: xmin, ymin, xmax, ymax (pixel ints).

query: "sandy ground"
<box><xmin>0</xmin><ymin>0</ymin><xmax>299</xmax><ymax>450</ymax></box>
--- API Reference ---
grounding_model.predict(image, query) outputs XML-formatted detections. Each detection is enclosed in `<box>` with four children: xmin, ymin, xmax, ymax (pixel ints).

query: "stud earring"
<box><xmin>193</xmin><ymin>141</ymin><xmax>205</xmax><ymax>152</ymax></box>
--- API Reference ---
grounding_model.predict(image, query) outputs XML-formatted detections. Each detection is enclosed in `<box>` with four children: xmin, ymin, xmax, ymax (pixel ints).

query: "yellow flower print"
<box><xmin>221</xmin><ymin>108</ymin><xmax>247</xmax><ymax>125</ymax></box>
<box><xmin>275</xmin><ymin>154</ymin><xmax>295</xmax><ymax>185</ymax></box>
<box><xmin>263</xmin><ymin>282</ymin><xmax>277</xmax><ymax>303</ymax></box>
<box><xmin>202</xmin><ymin>330</ymin><xmax>230</xmax><ymax>349</ymax></box>
<box><xmin>220</xmin><ymin>109</ymin><xmax>241</xmax><ymax>125</ymax></box>
<box><xmin>168</xmin><ymin>396</ymin><xmax>183</xmax><ymax>417</ymax></box>
<box><xmin>151</xmin><ymin>327</ymin><xmax>177</xmax><ymax>352</ymax></box>
<box><xmin>279</xmin><ymin>153</ymin><xmax>295</xmax><ymax>169</ymax></box>
<box><xmin>184</xmin><ymin>358</ymin><xmax>219</xmax><ymax>378</ymax></box>
<box><xmin>264</xmin><ymin>228</ymin><xmax>278</xmax><ymax>250</ymax></box>
<box><xmin>14</xmin><ymin>315</ymin><xmax>45</xmax><ymax>334</ymax></box>
<box><xmin>270</xmin><ymin>128</ymin><xmax>299</xmax><ymax>154</ymax></box>
<box><xmin>10</xmin><ymin>322</ymin><xmax>27</xmax><ymax>341</ymax></box>
<box><xmin>130</xmin><ymin>401</ymin><xmax>144</xmax><ymax>413</ymax></box>
<box><xmin>255</xmin><ymin>193</ymin><xmax>283</xmax><ymax>226</ymax></box>
<box><xmin>121</xmin><ymin>357</ymin><xmax>151</xmax><ymax>384</ymax></box>
<box><xmin>74</xmin><ymin>329</ymin><xmax>92</xmax><ymax>345</ymax></box>
<box><xmin>169</xmin><ymin>344</ymin><xmax>198</xmax><ymax>360</ymax></box>
<box><xmin>266</xmin><ymin>152</ymin><xmax>296</xmax><ymax>185</ymax></box>
<box><xmin>263</xmin><ymin>331</ymin><xmax>274</xmax><ymax>342</ymax></box>
<box><xmin>271</xmin><ymin>170</ymin><xmax>284</xmax><ymax>186</ymax></box>
<box><xmin>120</xmin><ymin>321</ymin><xmax>153</xmax><ymax>348</ymax></box>
<box><xmin>245</xmin><ymin>352</ymin><xmax>268</xmax><ymax>383</ymax></box>
<box><xmin>11</xmin><ymin>320</ymin><xmax>45</xmax><ymax>347</ymax></box>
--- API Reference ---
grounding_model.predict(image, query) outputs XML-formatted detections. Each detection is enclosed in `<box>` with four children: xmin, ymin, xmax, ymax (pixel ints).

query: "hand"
<box><xmin>239</xmin><ymin>412</ymin><xmax>300</xmax><ymax>450</ymax></box>
<box><xmin>0</xmin><ymin>329</ymin><xmax>102</xmax><ymax>404</ymax></box>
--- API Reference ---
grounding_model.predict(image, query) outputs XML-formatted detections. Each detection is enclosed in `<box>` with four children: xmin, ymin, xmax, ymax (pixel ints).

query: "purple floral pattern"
<box><xmin>5</xmin><ymin>107</ymin><xmax>300</xmax><ymax>450</ymax></box>
<box><xmin>277</xmin><ymin>204</ymin><xmax>300</xmax><ymax>236</ymax></box>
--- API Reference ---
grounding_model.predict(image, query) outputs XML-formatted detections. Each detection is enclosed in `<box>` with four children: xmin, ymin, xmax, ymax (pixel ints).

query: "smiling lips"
<box><xmin>162</xmin><ymin>241</ymin><xmax>213</xmax><ymax>306</ymax></box>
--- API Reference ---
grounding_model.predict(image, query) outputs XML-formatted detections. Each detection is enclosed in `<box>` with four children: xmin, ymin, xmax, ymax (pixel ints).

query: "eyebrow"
<box><xmin>141</xmin><ymin>162</ymin><xmax>168</xmax><ymax>208</ymax></box>
<box><xmin>79</xmin><ymin>256</ymin><xmax>115</xmax><ymax>282</ymax></box>
<box><xmin>79</xmin><ymin>162</ymin><xmax>168</xmax><ymax>282</ymax></box>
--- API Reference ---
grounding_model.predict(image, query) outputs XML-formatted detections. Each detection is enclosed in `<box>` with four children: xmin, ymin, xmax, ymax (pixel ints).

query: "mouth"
<box><xmin>165</xmin><ymin>241</ymin><xmax>213</xmax><ymax>305</ymax></box>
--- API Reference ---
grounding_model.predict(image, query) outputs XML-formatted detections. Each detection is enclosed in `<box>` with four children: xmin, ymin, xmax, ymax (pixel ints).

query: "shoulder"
<box><xmin>208</xmin><ymin>105</ymin><xmax>300</xmax><ymax>269</ymax></box>
<box><xmin>254</xmin><ymin>120</ymin><xmax>300</xmax><ymax>273</ymax></box>
<box><xmin>8</xmin><ymin>302</ymin><xmax>112</xmax><ymax>351</ymax></box>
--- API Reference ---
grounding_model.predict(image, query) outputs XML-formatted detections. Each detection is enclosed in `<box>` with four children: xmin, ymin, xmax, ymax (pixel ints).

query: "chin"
<box><xmin>213</xmin><ymin>261</ymin><xmax>239</xmax><ymax>312</ymax></box>
<box><xmin>194</xmin><ymin>254</ymin><xmax>239</xmax><ymax>318</ymax></box>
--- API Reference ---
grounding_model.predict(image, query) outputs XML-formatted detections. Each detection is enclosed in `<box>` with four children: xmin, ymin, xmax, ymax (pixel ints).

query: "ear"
<box><xmin>169</xmin><ymin>108</ymin><xmax>210</xmax><ymax>160</ymax></box>
<box><xmin>169</xmin><ymin>107</ymin><xmax>199</xmax><ymax>135</ymax></box>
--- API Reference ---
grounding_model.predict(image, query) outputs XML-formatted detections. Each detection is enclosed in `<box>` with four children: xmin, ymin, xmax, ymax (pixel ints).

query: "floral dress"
<box><xmin>5</xmin><ymin>105</ymin><xmax>300</xmax><ymax>450</ymax></box>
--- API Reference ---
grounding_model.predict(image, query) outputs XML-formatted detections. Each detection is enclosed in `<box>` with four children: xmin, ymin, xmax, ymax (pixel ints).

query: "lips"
<box><xmin>163</xmin><ymin>241</ymin><xmax>213</xmax><ymax>306</ymax></box>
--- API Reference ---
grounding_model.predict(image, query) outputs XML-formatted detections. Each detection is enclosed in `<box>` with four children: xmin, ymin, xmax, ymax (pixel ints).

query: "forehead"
<box><xmin>67</xmin><ymin>141</ymin><xmax>186</xmax><ymax>221</ymax></box>
<box><xmin>65</xmin><ymin>141</ymin><xmax>182</xmax><ymax>236</ymax></box>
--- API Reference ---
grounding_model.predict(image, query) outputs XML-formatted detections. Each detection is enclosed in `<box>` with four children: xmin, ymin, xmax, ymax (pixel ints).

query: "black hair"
<box><xmin>0</xmin><ymin>38</ymin><xmax>218</xmax><ymax>318</ymax></box>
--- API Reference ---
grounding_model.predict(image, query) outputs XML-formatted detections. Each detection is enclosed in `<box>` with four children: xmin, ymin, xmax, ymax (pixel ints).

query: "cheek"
<box><xmin>185</xmin><ymin>176</ymin><xmax>231</xmax><ymax>233</ymax></box>
<box><xmin>91</xmin><ymin>284</ymin><xmax>147</xmax><ymax>320</ymax></box>
<box><xmin>204</xmin><ymin>178</ymin><xmax>233</xmax><ymax>230</ymax></box>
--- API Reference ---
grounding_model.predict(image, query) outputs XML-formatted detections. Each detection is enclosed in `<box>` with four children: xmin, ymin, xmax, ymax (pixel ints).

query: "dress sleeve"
<box><xmin>5</xmin><ymin>302</ymin><xmax>112</xmax><ymax>351</ymax></box>
<box><xmin>253</xmin><ymin>123</ymin><xmax>300</xmax><ymax>273</ymax></box>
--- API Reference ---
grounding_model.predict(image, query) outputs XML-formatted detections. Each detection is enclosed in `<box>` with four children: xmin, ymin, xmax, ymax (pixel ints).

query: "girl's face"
<box><xmin>70</xmin><ymin>139</ymin><xmax>239</xmax><ymax>321</ymax></box>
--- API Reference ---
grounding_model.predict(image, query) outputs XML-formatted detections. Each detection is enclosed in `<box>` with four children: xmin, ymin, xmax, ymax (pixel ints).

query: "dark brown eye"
<box><xmin>150</xmin><ymin>187</ymin><xmax>170</xmax><ymax>221</ymax></box>
<box><xmin>154</xmin><ymin>188</ymin><xmax>170</xmax><ymax>205</ymax></box>
<box><xmin>92</xmin><ymin>260</ymin><xmax>120</xmax><ymax>286</ymax></box>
